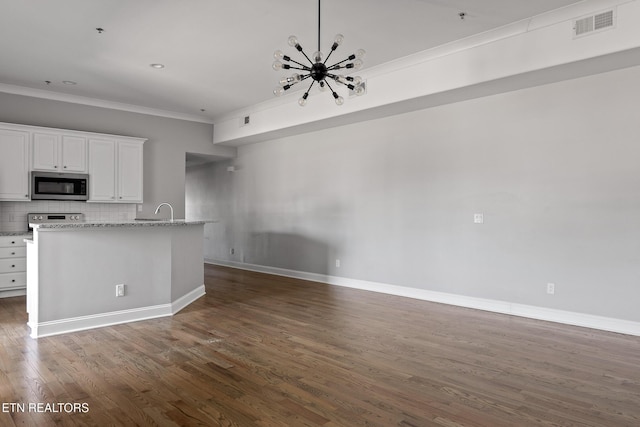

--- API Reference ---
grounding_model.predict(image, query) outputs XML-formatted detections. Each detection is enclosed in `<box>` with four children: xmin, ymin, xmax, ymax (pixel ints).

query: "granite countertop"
<box><xmin>0</xmin><ymin>231</ymin><xmax>32</xmax><ymax>237</ymax></box>
<box><xmin>32</xmin><ymin>220</ymin><xmax>211</xmax><ymax>230</ymax></box>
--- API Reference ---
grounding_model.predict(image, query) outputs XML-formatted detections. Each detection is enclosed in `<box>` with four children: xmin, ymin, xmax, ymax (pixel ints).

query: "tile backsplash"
<box><xmin>0</xmin><ymin>201</ymin><xmax>137</xmax><ymax>232</ymax></box>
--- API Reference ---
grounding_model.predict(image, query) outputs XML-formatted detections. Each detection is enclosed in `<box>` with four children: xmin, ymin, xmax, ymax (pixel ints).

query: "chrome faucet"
<box><xmin>154</xmin><ymin>202</ymin><xmax>174</xmax><ymax>222</ymax></box>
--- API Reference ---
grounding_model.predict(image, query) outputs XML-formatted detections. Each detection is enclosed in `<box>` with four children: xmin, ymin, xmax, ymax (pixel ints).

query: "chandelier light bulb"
<box><xmin>274</xmin><ymin>50</ymin><xmax>284</xmax><ymax>60</ymax></box>
<box><xmin>298</xmin><ymin>97</ymin><xmax>308</xmax><ymax>106</ymax></box>
<box><xmin>354</xmin><ymin>85</ymin><xmax>366</xmax><ymax>96</ymax></box>
<box><xmin>355</xmin><ymin>49</ymin><xmax>366</xmax><ymax>59</ymax></box>
<box><xmin>335</xmin><ymin>95</ymin><xmax>344</xmax><ymax>106</ymax></box>
<box><xmin>274</xmin><ymin>87</ymin><xmax>285</xmax><ymax>97</ymax></box>
<box><xmin>352</xmin><ymin>76</ymin><xmax>363</xmax><ymax>85</ymax></box>
<box><xmin>313</xmin><ymin>51</ymin><xmax>323</xmax><ymax>63</ymax></box>
<box><xmin>272</xmin><ymin>61</ymin><xmax>283</xmax><ymax>71</ymax></box>
<box><xmin>334</xmin><ymin>34</ymin><xmax>344</xmax><ymax>45</ymax></box>
<box><xmin>279</xmin><ymin>76</ymin><xmax>290</xmax><ymax>86</ymax></box>
<box><xmin>288</xmin><ymin>35</ymin><xmax>299</xmax><ymax>47</ymax></box>
<box><xmin>352</xmin><ymin>59</ymin><xmax>363</xmax><ymax>70</ymax></box>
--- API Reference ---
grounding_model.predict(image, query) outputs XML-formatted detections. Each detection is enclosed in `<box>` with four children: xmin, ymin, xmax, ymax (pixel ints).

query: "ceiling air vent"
<box><xmin>573</xmin><ymin>9</ymin><xmax>615</xmax><ymax>38</ymax></box>
<box><xmin>239</xmin><ymin>115</ymin><xmax>250</xmax><ymax>127</ymax></box>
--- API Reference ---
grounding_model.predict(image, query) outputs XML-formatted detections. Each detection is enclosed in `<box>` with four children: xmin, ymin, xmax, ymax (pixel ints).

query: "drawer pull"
<box><xmin>11</xmin><ymin>241</ymin><xmax>15</xmax><ymax>244</ymax></box>
<box><xmin>11</xmin><ymin>279</ymin><xmax>15</xmax><ymax>283</ymax></box>
<box><xmin>11</xmin><ymin>252</ymin><xmax>15</xmax><ymax>255</ymax></box>
<box><xmin>11</xmin><ymin>265</ymin><xmax>15</xmax><ymax>268</ymax></box>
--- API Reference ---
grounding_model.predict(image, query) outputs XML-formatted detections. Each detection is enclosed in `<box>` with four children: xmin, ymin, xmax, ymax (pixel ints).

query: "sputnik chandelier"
<box><xmin>272</xmin><ymin>0</ymin><xmax>366</xmax><ymax>106</ymax></box>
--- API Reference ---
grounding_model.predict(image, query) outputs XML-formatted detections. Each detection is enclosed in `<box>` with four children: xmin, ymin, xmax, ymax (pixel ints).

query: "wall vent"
<box><xmin>573</xmin><ymin>9</ymin><xmax>615</xmax><ymax>38</ymax></box>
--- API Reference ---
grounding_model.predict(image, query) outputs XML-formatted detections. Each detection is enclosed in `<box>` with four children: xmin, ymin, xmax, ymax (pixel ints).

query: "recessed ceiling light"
<box><xmin>150</xmin><ymin>63</ymin><xmax>165</xmax><ymax>69</ymax></box>
<box><xmin>62</xmin><ymin>80</ymin><xmax>77</xmax><ymax>85</ymax></box>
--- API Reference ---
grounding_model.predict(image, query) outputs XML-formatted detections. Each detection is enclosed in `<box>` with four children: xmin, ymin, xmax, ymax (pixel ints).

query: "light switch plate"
<box><xmin>474</xmin><ymin>213</ymin><xmax>484</xmax><ymax>224</ymax></box>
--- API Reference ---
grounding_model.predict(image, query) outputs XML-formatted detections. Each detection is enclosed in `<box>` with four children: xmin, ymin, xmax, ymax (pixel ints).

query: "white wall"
<box><xmin>189</xmin><ymin>64</ymin><xmax>640</xmax><ymax>324</ymax></box>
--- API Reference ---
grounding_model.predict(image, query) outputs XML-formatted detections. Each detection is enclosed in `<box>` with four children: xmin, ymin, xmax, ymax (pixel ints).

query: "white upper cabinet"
<box><xmin>117</xmin><ymin>141</ymin><xmax>144</xmax><ymax>202</ymax></box>
<box><xmin>88</xmin><ymin>138</ymin><xmax>117</xmax><ymax>201</ymax></box>
<box><xmin>88</xmin><ymin>138</ymin><xmax>144</xmax><ymax>203</ymax></box>
<box><xmin>61</xmin><ymin>135</ymin><xmax>87</xmax><ymax>172</ymax></box>
<box><xmin>32</xmin><ymin>132</ymin><xmax>87</xmax><ymax>172</ymax></box>
<box><xmin>0</xmin><ymin>121</ymin><xmax>145</xmax><ymax>203</ymax></box>
<box><xmin>0</xmin><ymin>126</ymin><xmax>30</xmax><ymax>201</ymax></box>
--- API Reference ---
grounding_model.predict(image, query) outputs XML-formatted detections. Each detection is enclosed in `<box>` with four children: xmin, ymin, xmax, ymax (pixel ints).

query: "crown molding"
<box><xmin>0</xmin><ymin>83</ymin><xmax>214</xmax><ymax>125</ymax></box>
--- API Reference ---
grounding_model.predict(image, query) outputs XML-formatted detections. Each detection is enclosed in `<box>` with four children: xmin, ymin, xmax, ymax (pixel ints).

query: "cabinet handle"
<box><xmin>11</xmin><ymin>241</ymin><xmax>15</xmax><ymax>244</ymax></box>
<box><xmin>11</xmin><ymin>252</ymin><xmax>15</xmax><ymax>255</ymax></box>
<box><xmin>11</xmin><ymin>279</ymin><xmax>15</xmax><ymax>283</ymax></box>
<box><xmin>54</xmin><ymin>165</ymin><xmax>58</xmax><ymax>168</ymax></box>
<box><xmin>64</xmin><ymin>166</ymin><xmax>67</xmax><ymax>169</ymax></box>
<box><xmin>11</xmin><ymin>265</ymin><xmax>15</xmax><ymax>268</ymax></box>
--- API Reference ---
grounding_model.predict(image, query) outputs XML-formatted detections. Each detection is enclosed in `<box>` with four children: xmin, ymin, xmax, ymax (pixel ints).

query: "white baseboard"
<box><xmin>30</xmin><ymin>286</ymin><xmax>206</xmax><ymax>339</ymax></box>
<box><xmin>172</xmin><ymin>285</ymin><xmax>206</xmax><ymax>314</ymax></box>
<box><xmin>206</xmin><ymin>259</ymin><xmax>640</xmax><ymax>337</ymax></box>
<box><xmin>29</xmin><ymin>304</ymin><xmax>172</xmax><ymax>338</ymax></box>
<box><xmin>0</xmin><ymin>288</ymin><xmax>26</xmax><ymax>299</ymax></box>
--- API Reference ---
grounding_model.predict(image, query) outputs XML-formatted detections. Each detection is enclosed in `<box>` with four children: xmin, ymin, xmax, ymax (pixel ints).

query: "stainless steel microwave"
<box><xmin>31</xmin><ymin>172</ymin><xmax>89</xmax><ymax>201</ymax></box>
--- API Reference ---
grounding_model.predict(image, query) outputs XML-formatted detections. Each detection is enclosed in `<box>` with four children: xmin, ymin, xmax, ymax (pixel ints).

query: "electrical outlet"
<box><xmin>474</xmin><ymin>213</ymin><xmax>484</xmax><ymax>224</ymax></box>
<box><xmin>547</xmin><ymin>283</ymin><xmax>555</xmax><ymax>295</ymax></box>
<box><xmin>116</xmin><ymin>284</ymin><xmax>125</xmax><ymax>297</ymax></box>
<box><xmin>335</xmin><ymin>259</ymin><xmax>341</xmax><ymax>268</ymax></box>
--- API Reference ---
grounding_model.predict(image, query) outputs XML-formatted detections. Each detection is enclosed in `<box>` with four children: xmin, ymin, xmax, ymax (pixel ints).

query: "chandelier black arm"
<box><xmin>326</xmin><ymin>73</ymin><xmax>356</xmax><ymax>90</ymax></box>
<box><xmin>281</xmin><ymin>74</ymin><xmax>313</xmax><ymax>92</ymax></box>
<box><xmin>323</xmin><ymin>43</ymin><xmax>339</xmax><ymax>65</ymax></box>
<box><xmin>296</xmin><ymin>47</ymin><xmax>315</xmax><ymax>66</ymax></box>
<box><xmin>299</xmin><ymin>80</ymin><xmax>317</xmax><ymax>103</ymax></box>
<box><xmin>286</xmin><ymin>57</ymin><xmax>310</xmax><ymax>69</ymax></box>
<box><xmin>297</xmin><ymin>74</ymin><xmax>313</xmax><ymax>85</ymax></box>
<box><xmin>326</xmin><ymin>73</ymin><xmax>356</xmax><ymax>82</ymax></box>
<box><xmin>322</xmin><ymin>78</ymin><xmax>340</xmax><ymax>97</ymax></box>
<box><xmin>284</xmin><ymin>65</ymin><xmax>312</xmax><ymax>72</ymax></box>
<box><xmin>326</xmin><ymin>54</ymin><xmax>357</xmax><ymax>71</ymax></box>
<box><xmin>304</xmin><ymin>80</ymin><xmax>316</xmax><ymax>95</ymax></box>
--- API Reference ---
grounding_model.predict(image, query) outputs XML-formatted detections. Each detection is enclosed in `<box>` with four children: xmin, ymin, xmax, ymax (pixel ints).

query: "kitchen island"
<box><xmin>26</xmin><ymin>220</ymin><xmax>206</xmax><ymax>338</ymax></box>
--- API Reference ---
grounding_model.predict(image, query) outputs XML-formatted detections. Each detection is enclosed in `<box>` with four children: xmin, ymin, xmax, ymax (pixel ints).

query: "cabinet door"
<box><xmin>88</xmin><ymin>139</ymin><xmax>116</xmax><ymax>201</ymax></box>
<box><xmin>117</xmin><ymin>141</ymin><xmax>143</xmax><ymax>202</ymax></box>
<box><xmin>0</xmin><ymin>128</ymin><xmax>30</xmax><ymax>200</ymax></box>
<box><xmin>61</xmin><ymin>135</ymin><xmax>87</xmax><ymax>172</ymax></box>
<box><xmin>32</xmin><ymin>132</ymin><xmax>60</xmax><ymax>171</ymax></box>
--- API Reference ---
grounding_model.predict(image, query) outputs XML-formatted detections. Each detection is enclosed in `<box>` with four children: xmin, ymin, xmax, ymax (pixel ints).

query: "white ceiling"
<box><xmin>0</xmin><ymin>0</ymin><xmax>584</xmax><ymax>122</ymax></box>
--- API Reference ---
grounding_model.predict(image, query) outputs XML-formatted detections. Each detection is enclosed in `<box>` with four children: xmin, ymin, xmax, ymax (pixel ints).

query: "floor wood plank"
<box><xmin>0</xmin><ymin>264</ymin><xmax>639</xmax><ymax>426</ymax></box>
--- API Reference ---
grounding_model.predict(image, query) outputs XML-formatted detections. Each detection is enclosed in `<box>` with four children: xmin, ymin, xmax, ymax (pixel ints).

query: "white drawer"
<box><xmin>0</xmin><ymin>258</ymin><xmax>26</xmax><ymax>273</ymax></box>
<box><xmin>0</xmin><ymin>247</ymin><xmax>26</xmax><ymax>259</ymax></box>
<box><xmin>0</xmin><ymin>272</ymin><xmax>26</xmax><ymax>289</ymax></box>
<box><xmin>0</xmin><ymin>235</ymin><xmax>28</xmax><ymax>247</ymax></box>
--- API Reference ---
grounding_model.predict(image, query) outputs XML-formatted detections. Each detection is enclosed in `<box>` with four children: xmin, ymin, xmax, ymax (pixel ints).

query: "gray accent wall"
<box><xmin>0</xmin><ymin>92</ymin><xmax>234</xmax><ymax>219</ymax></box>
<box><xmin>188</xmin><ymin>65</ymin><xmax>640</xmax><ymax>323</ymax></box>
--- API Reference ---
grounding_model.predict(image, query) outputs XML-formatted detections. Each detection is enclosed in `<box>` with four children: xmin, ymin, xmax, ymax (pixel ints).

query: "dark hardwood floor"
<box><xmin>1</xmin><ymin>264</ymin><xmax>639</xmax><ymax>426</ymax></box>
